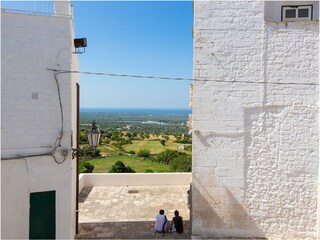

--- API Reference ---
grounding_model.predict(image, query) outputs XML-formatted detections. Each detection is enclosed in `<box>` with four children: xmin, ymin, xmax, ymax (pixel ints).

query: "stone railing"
<box><xmin>79</xmin><ymin>173</ymin><xmax>192</xmax><ymax>193</ymax></box>
<box><xmin>1</xmin><ymin>0</ymin><xmax>71</xmax><ymax>17</ymax></box>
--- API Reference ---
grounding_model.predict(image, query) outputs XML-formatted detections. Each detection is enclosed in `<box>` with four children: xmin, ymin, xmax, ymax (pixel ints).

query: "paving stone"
<box><xmin>77</xmin><ymin>186</ymin><xmax>190</xmax><ymax>239</ymax></box>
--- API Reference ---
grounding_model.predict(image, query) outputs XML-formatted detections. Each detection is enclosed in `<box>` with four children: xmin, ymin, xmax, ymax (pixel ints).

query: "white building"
<box><xmin>1</xmin><ymin>1</ymin><xmax>78</xmax><ymax>238</ymax></box>
<box><xmin>192</xmin><ymin>1</ymin><xmax>319</xmax><ymax>239</ymax></box>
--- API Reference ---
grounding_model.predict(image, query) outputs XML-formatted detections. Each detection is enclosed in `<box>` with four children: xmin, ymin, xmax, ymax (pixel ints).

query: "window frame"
<box><xmin>281</xmin><ymin>5</ymin><xmax>313</xmax><ymax>21</ymax></box>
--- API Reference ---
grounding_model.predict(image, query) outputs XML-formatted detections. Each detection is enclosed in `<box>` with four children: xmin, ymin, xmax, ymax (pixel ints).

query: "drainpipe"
<box><xmin>75</xmin><ymin>83</ymin><xmax>80</xmax><ymax>234</ymax></box>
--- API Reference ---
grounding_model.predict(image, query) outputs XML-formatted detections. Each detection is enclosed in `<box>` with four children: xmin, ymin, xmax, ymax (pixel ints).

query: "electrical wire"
<box><xmin>46</xmin><ymin>68</ymin><xmax>319</xmax><ymax>86</ymax></box>
<box><xmin>3</xmin><ymin>67</ymin><xmax>317</xmax><ymax>161</ymax></box>
<box><xmin>52</xmin><ymin>72</ymin><xmax>64</xmax><ymax>151</ymax></box>
<box><xmin>2</xmin><ymin>72</ymin><xmax>67</xmax><ymax>164</ymax></box>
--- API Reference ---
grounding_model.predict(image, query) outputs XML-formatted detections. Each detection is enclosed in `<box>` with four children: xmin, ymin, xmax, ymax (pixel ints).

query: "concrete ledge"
<box><xmin>79</xmin><ymin>173</ymin><xmax>192</xmax><ymax>193</ymax></box>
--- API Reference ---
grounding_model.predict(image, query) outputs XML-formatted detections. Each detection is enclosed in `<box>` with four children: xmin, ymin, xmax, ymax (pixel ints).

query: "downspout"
<box><xmin>76</xmin><ymin>83</ymin><xmax>80</xmax><ymax>235</ymax></box>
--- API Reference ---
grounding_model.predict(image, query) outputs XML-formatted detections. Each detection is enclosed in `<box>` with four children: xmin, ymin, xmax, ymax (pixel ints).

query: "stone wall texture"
<box><xmin>192</xmin><ymin>1</ymin><xmax>319</xmax><ymax>239</ymax></box>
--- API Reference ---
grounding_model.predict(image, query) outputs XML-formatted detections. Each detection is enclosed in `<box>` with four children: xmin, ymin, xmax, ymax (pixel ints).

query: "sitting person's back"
<box><xmin>155</xmin><ymin>209</ymin><xmax>167</xmax><ymax>233</ymax></box>
<box><xmin>172</xmin><ymin>210</ymin><xmax>183</xmax><ymax>233</ymax></box>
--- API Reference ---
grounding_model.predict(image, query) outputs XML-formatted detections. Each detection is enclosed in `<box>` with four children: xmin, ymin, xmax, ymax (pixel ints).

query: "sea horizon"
<box><xmin>80</xmin><ymin>107</ymin><xmax>191</xmax><ymax>115</ymax></box>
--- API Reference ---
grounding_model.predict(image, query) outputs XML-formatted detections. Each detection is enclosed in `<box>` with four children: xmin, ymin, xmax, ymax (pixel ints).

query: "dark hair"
<box><xmin>159</xmin><ymin>209</ymin><xmax>165</xmax><ymax>215</ymax></box>
<box><xmin>174</xmin><ymin>210</ymin><xmax>179</xmax><ymax>216</ymax></box>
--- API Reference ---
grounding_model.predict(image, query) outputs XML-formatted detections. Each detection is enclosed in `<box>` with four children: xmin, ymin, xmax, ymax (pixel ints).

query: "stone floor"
<box><xmin>77</xmin><ymin>185</ymin><xmax>190</xmax><ymax>239</ymax></box>
<box><xmin>77</xmin><ymin>221</ymin><xmax>190</xmax><ymax>239</ymax></box>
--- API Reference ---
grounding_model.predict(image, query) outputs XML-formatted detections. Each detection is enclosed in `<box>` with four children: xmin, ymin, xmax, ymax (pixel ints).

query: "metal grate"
<box><xmin>128</xmin><ymin>190</ymin><xmax>139</xmax><ymax>194</ymax></box>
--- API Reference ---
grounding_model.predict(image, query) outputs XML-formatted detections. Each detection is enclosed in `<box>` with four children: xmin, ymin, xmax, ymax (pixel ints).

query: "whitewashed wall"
<box><xmin>79</xmin><ymin>173</ymin><xmax>192</xmax><ymax>192</ymax></box>
<box><xmin>1</xmin><ymin>6</ymin><xmax>78</xmax><ymax>239</ymax></box>
<box><xmin>192</xmin><ymin>1</ymin><xmax>319</xmax><ymax>239</ymax></box>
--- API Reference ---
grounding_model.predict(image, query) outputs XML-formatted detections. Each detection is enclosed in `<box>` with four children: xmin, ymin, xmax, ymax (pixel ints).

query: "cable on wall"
<box><xmin>3</xmin><ymin>67</ymin><xmax>318</xmax><ymax>161</ymax></box>
<box><xmin>2</xmin><ymin>71</ymin><xmax>68</xmax><ymax>164</ymax></box>
<box><xmin>52</xmin><ymin>72</ymin><xmax>64</xmax><ymax>152</ymax></box>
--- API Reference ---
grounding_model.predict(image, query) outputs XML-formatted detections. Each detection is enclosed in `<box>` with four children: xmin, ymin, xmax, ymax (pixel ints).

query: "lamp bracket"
<box><xmin>73</xmin><ymin>47</ymin><xmax>86</xmax><ymax>54</ymax></box>
<box><xmin>71</xmin><ymin>148</ymin><xmax>80</xmax><ymax>159</ymax></box>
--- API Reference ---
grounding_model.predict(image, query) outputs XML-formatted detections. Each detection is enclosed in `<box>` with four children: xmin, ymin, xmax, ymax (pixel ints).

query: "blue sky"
<box><xmin>73</xmin><ymin>1</ymin><xmax>193</xmax><ymax>109</ymax></box>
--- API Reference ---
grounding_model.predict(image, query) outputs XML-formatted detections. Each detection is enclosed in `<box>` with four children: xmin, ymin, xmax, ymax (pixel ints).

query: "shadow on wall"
<box><xmin>193</xmin><ymin>130</ymin><xmax>211</xmax><ymax>147</ymax></box>
<box><xmin>79</xmin><ymin>186</ymin><xmax>93</xmax><ymax>203</ymax></box>
<box><xmin>192</xmin><ymin>182</ymin><xmax>266</xmax><ymax>239</ymax></box>
<box><xmin>242</xmin><ymin>104</ymin><xmax>318</xmax><ymax>239</ymax></box>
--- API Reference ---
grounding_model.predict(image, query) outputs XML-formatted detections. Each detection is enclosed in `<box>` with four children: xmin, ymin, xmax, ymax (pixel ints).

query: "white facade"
<box><xmin>192</xmin><ymin>1</ymin><xmax>319</xmax><ymax>239</ymax></box>
<box><xmin>1</xmin><ymin>1</ymin><xmax>78</xmax><ymax>238</ymax></box>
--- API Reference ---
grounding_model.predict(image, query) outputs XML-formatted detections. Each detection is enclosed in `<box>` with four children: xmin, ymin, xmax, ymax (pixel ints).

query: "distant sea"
<box><xmin>80</xmin><ymin>108</ymin><xmax>191</xmax><ymax>115</ymax></box>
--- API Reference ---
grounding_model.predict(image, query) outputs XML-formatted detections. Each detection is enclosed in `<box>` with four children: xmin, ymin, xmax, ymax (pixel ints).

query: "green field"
<box><xmin>98</xmin><ymin>145</ymin><xmax>119</xmax><ymax>156</ymax></box>
<box><xmin>86</xmin><ymin>155</ymin><xmax>172</xmax><ymax>173</ymax></box>
<box><xmin>122</xmin><ymin>140</ymin><xmax>191</xmax><ymax>154</ymax></box>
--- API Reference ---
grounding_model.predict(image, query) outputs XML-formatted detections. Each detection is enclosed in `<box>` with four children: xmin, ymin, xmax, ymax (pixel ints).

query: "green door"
<box><xmin>29</xmin><ymin>191</ymin><xmax>56</xmax><ymax>239</ymax></box>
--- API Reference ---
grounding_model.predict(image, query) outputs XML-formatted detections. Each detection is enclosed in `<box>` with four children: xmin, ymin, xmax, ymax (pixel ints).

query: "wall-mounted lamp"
<box><xmin>87</xmin><ymin>121</ymin><xmax>101</xmax><ymax>149</ymax></box>
<box><xmin>72</xmin><ymin>121</ymin><xmax>100</xmax><ymax>159</ymax></box>
<box><xmin>74</xmin><ymin>37</ymin><xmax>87</xmax><ymax>54</ymax></box>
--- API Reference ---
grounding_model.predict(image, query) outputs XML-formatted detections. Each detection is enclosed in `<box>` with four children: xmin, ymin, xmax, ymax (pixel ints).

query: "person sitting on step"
<box><xmin>155</xmin><ymin>209</ymin><xmax>168</xmax><ymax>234</ymax></box>
<box><xmin>171</xmin><ymin>210</ymin><xmax>183</xmax><ymax>233</ymax></box>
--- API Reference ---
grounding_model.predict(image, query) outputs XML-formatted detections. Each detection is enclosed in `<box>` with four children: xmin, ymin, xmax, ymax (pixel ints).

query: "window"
<box><xmin>282</xmin><ymin>5</ymin><xmax>313</xmax><ymax>21</ymax></box>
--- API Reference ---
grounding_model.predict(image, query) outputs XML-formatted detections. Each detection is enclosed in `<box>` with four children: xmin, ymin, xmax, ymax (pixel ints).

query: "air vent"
<box><xmin>282</xmin><ymin>5</ymin><xmax>312</xmax><ymax>21</ymax></box>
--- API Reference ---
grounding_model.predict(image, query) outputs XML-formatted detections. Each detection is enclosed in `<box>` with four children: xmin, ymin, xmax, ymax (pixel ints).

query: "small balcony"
<box><xmin>77</xmin><ymin>173</ymin><xmax>192</xmax><ymax>239</ymax></box>
<box><xmin>1</xmin><ymin>0</ymin><xmax>71</xmax><ymax>17</ymax></box>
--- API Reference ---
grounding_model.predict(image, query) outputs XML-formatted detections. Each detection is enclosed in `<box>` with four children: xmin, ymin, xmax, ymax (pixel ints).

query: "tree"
<box><xmin>79</xmin><ymin>147</ymin><xmax>101</xmax><ymax>158</ymax></box>
<box><xmin>79</xmin><ymin>160</ymin><xmax>94</xmax><ymax>173</ymax></box>
<box><xmin>79</xmin><ymin>130</ymin><xmax>88</xmax><ymax>144</ymax></box>
<box><xmin>157</xmin><ymin>150</ymin><xmax>181</xmax><ymax>165</ymax></box>
<box><xmin>125</xmin><ymin>132</ymin><xmax>132</xmax><ymax>138</ymax></box>
<box><xmin>160</xmin><ymin>140</ymin><xmax>166</xmax><ymax>146</ymax></box>
<box><xmin>170</xmin><ymin>155</ymin><xmax>192</xmax><ymax>172</ymax></box>
<box><xmin>109</xmin><ymin>161</ymin><xmax>136</xmax><ymax>173</ymax></box>
<box><xmin>174</xmin><ymin>138</ymin><xmax>192</xmax><ymax>144</ymax></box>
<box><xmin>137</xmin><ymin>149</ymin><xmax>150</xmax><ymax>158</ymax></box>
<box><xmin>104</xmin><ymin>132</ymin><xmax>112</xmax><ymax>139</ymax></box>
<box><xmin>185</xmin><ymin>145</ymin><xmax>192</xmax><ymax>152</ymax></box>
<box><xmin>93</xmin><ymin>148</ymin><xmax>101</xmax><ymax>157</ymax></box>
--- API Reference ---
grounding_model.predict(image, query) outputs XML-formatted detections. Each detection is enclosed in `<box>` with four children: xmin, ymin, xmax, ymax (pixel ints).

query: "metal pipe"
<box><xmin>75</xmin><ymin>83</ymin><xmax>80</xmax><ymax>235</ymax></box>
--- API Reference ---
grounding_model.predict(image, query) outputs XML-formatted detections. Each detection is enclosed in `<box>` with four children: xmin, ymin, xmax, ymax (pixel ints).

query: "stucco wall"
<box><xmin>1</xmin><ymin>8</ymin><xmax>78</xmax><ymax>239</ymax></box>
<box><xmin>1</xmin><ymin>11</ymin><xmax>74</xmax><ymax>157</ymax></box>
<box><xmin>192</xmin><ymin>1</ymin><xmax>319</xmax><ymax>239</ymax></box>
<box><xmin>1</xmin><ymin>158</ymin><xmax>74</xmax><ymax>239</ymax></box>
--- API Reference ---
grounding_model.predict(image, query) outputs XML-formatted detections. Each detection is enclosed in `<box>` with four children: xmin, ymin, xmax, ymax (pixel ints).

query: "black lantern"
<box><xmin>87</xmin><ymin>121</ymin><xmax>100</xmax><ymax>149</ymax></box>
<box><xmin>72</xmin><ymin>121</ymin><xmax>101</xmax><ymax>159</ymax></box>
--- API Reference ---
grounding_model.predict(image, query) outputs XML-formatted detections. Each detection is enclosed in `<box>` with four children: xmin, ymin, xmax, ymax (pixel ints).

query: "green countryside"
<box><xmin>79</xmin><ymin>110</ymin><xmax>192</xmax><ymax>173</ymax></box>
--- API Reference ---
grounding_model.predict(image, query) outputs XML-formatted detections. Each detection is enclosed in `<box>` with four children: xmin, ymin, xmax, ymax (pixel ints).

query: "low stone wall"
<box><xmin>79</xmin><ymin>173</ymin><xmax>192</xmax><ymax>193</ymax></box>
